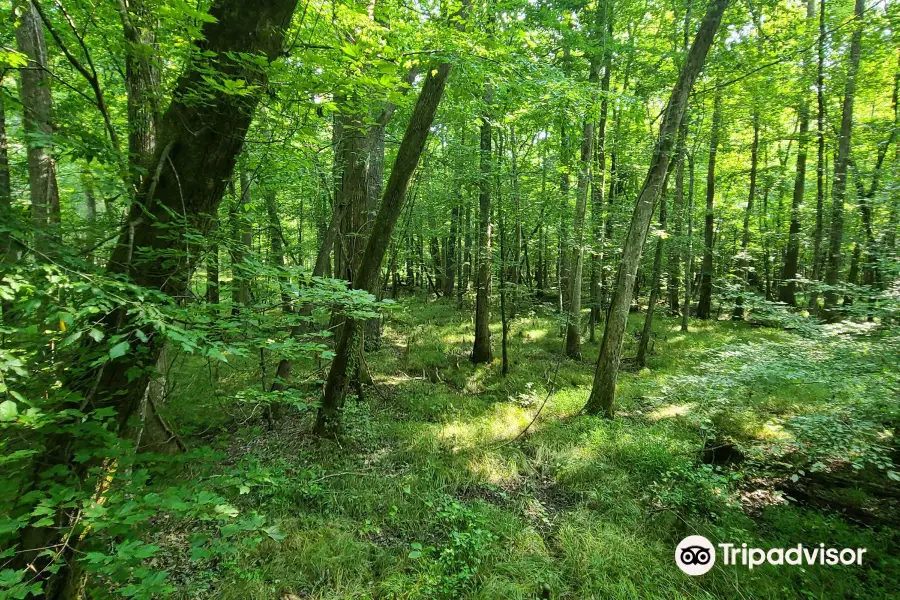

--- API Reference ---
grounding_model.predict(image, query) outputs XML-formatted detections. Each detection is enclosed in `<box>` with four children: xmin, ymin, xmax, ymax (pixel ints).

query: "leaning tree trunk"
<box><xmin>316</xmin><ymin>63</ymin><xmax>453</xmax><ymax>434</ymax></box>
<box><xmin>823</xmin><ymin>0</ymin><xmax>863</xmax><ymax>321</ymax></box>
<box><xmin>11</xmin><ymin>0</ymin><xmax>300</xmax><ymax>592</ymax></box>
<box><xmin>472</xmin><ymin>84</ymin><xmax>494</xmax><ymax>363</ymax></box>
<box><xmin>584</xmin><ymin>0</ymin><xmax>729</xmax><ymax>417</ymax></box>
<box><xmin>696</xmin><ymin>87</ymin><xmax>722</xmax><ymax>320</ymax></box>
<box><xmin>13</xmin><ymin>0</ymin><xmax>61</xmax><ymax>231</ymax></box>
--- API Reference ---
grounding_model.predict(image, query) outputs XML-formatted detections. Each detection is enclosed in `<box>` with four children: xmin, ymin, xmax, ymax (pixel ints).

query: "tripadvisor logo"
<box><xmin>675</xmin><ymin>536</ymin><xmax>867</xmax><ymax>576</ymax></box>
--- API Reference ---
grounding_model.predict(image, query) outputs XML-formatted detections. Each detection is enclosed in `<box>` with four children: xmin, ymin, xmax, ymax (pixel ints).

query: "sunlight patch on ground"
<box><xmin>757</xmin><ymin>420</ymin><xmax>791</xmax><ymax>440</ymax></box>
<box><xmin>438</xmin><ymin>404</ymin><xmax>533</xmax><ymax>448</ymax></box>
<box><xmin>647</xmin><ymin>403</ymin><xmax>693</xmax><ymax>421</ymax></box>
<box><xmin>521</xmin><ymin>328</ymin><xmax>549</xmax><ymax>341</ymax></box>
<box><xmin>467</xmin><ymin>453</ymin><xmax>520</xmax><ymax>485</ymax></box>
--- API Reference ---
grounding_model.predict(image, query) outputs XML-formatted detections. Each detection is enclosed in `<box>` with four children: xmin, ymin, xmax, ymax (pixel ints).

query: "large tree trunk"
<box><xmin>316</xmin><ymin>63</ymin><xmax>452</xmax><ymax>434</ymax></box>
<box><xmin>13</xmin><ymin>0</ymin><xmax>299</xmax><ymax>591</ymax></box>
<box><xmin>114</xmin><ymin>0</ymin><xmax>160</xmax><ymax>183</ymax></box>
<box><xmin>584</xmin><ymin>0</ymin><xmax>729</xmax><ymax>417</ymax></box>
<box><xmin>472</xmin><ymin>85</ymin><xmax>494</xmax><ymax>363</ymax></box>
<box><xmin>823</xmin><ymin>0</ymin><xmax>864</xmax><ymax>321</ymax></box>
<box><xmin>696</xmin><ymin>88</ymin><xmax>722</xmax><ymax>320</ymax></box>
<box><xmin>13</xmin><ymin>0</ymin><xmax>61</xmax><ymax>230</ymax></box>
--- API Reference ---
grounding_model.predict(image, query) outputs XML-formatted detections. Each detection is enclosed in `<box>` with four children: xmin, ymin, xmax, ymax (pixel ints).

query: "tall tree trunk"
<box><xmin>681</xmin><ymin>150</ymin><xmax>696</xmax><ymax>332</ymax></box>
<box><xmin>0</xmin><ymin>86</ymin><xmax>21</xmax><ymax>324</ymax></box>
<box><xmin>823</xmin><ymin>0</ymin><xmax>864</xmax><ymax>321</ymax></box>
<box><xmin>565</xmin><ymin>59</ymin><xmax>599</xmax><ymax>359</ymax></box>
<box><xmin>590</xmin><ymin>4</ymin><xmax>613</xmax><ymax>342</ymax></box>
<box><xmin>13</xmin><ymin>0</ymin><xmax>61</xmax><ymax>231</ymax></box>
<box><xmin>206</xmin><ymin>214</ymin><xmax>220</xmax><ymax>310</ymax></box>
<box><xmin>13</xmin><ymin>0</ymin><xmax>300</xmax><ymax>591</ymax></box>
<box><xmin>472</xmin><ymin>85</ymin><xmax>494</xmax><ymax>363</ymax></box>
<box><xmin>584</xmin><ymin>0</ymin><xmax>729</xmax><ymax>417</ymax></box>
<box><xmin>114</xmin><ymin>0</ymin><xmax>160</xmax><ymax>182</ymax></box>
<box><xmin>444</xmin><ymin>203</ymin><xmax>459</xmax><ymax>296</ymax></box>
<box><xmin>265</xmin><ymin>188</ymin><xmax>289</xmax><ymax>308</ymax></box>
<box><xmin>780</xmin><ymin>106</ymin><xmax>810</xmax><ymax>306</ymax></box>
<box><xmin>316</xmin><ymin>63</ymin><xmax>452</xmax><ymax>433</ymax></box>
<box><xmin>696</xmin><ymin>87</ymin><xmax>722</xmax><ymax>320</ymax></box>
<box><xmin>809</xmin><ymin>0</ymin><xmax>827</xmax><ymax>311</ymax></box>
<box><xmin>460</xmin><ymin>199</ymin><xmax>472</xmax><ymax>306</ymax></box>
<box><xmin>732</xmin><ymin>114</ymin><xmax>759</xmax><ymax>317</ymax></box>
<box><xmin>231</xmin><ymin>164</ymin><xmax>253</xmax><ymax>314</ymax></box>
<box><xmin>669</xmin><ymin>119</ymin><xmax>686</xmax><ymax>313</ymax></box>
<box><xmin>637</xmin><ymin>188</ymin><xmax>667</xmax><ymax>367</ymax></box>
<box><xmin>779</xmin><ymin>0</ymin><xmax>817</xmax><ymax>307</ymax></box>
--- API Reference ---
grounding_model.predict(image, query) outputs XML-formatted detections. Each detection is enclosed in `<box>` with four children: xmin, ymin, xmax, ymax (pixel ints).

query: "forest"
<box><xmin>0</xmin><ymin>0</ymin><xmax>898</xmax><ymax>597</ymax></box>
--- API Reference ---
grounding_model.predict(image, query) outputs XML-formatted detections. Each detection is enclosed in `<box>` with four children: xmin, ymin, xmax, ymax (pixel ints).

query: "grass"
<box><xmin>161</xmin><ymin>296</ymin><xmax>900</xmax><ymax>599</ymax></box>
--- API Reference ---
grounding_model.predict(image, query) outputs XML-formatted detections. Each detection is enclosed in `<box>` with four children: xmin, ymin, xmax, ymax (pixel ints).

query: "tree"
<box><xmin>316</xmin><ymin>63</ymin><xmax>453</xmax><ymax>434</ymax></box>
<box><xmin>10</xmin><ymin>0</ymin><xmax>301</xmax><ymax>590</ymax></box>
<box><xmin>822</xmin><ymin>0</ymin><xmax>864</xmax><ymax>321</ymax></box>
<box><xmin>472</xmin><ymin>85</ymin><xmax>494</xmax><ymax>363</ymax></box>
<box><xmin>13</xmin><ymin>0</ymin><xmax>60</xmax><ymax>230</ymax></box>
<box><xmin>696</xmin><ymin>87</ymin><xmax>722</xmax><ymax>320</ymax></box>
<box><xmin>584</xmin><ymin>0</ymin><xmax>730</xmax><ymax>417</ymax></box>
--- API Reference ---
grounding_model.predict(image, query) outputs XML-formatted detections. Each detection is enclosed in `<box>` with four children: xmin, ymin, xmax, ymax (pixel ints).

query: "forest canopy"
<box><xmin>0</xmin><ymin>0</ymin><xmax>898</xmax><ymax>598</ymax></box>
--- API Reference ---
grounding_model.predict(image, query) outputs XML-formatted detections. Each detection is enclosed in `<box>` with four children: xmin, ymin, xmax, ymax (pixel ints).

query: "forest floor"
<box><xmin>161</xmin><ymin>298</ymin><xmax>899</xmax><ymax>599</ymax></box>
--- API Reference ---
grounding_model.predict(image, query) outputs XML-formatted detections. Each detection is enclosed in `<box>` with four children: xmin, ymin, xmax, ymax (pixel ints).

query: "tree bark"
<box><xmin>681</xmin><ymin>150</ymin><xmax>696</xmax><ymax>332</ymax></box>
<box><xmin>809</xmin><ymin>0</ymin><xmax>827</xmax><ymax>312</ymax></box>
<box><xmin>585</xmin><ymin>0</ymin><xmax>729</xmax><ymax>417</ymax></box>
<box><xmin>780</xmin><ymin>105</ymin><xmax>810</xmax><ymax>306</ymax></box>
<box><xmin>565</xmin><ymin>60</ymin><xmax>599</xmax><ymax>359</ymax></box>
<box><xmin>637</xmin><ymin>189</ymin><xmax>667</xmax><ymax>367</ymax></box>
<box><xmin>316</xmin><ymin>63</ymin><xmax>453</xmax><ymax>434</ymax></box>
<box><xmin>590</xmin><ymin>3</ymin><xmax>613</xmax><ymax>342</ymax></box>
<box><xmin>13</xmin><ymin>0</ymin><xmax>61</xmax><ymax>231</ymax></box>
<box><xmin>734</xmin><ymin>114</ymin><xmax>759</xmax><ymax>316</ymax></box>
<box><xmin>822</xmin><ymin>0</ymin><xmax>863</xmax><ymax>321</ymax></box>
<box><xmin>472</xmin><ymin>84</ymin><xmax>494</xmax><ymax>363</ymax></box>
<box><xmin>231</xmin><ymin>162</ymin><xmax>253</xmax><ymax>314</ymax></box>
<box><xmin>14</xmin><ymin>0</ymin><xmax>300</xmax><ymax>591</ymax></box>
<box><xmin>696</xmin><ymin>87</ymin><xmax>721</xmax><ymax>320</ymax></box>
<box><xmin>114</xmin><ymin>0</ymin><xmax>160</xmax><ymax>181</ymax></box>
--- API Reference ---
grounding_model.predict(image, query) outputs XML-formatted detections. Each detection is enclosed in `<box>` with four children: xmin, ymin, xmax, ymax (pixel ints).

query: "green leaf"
<box><xmin>109</xmin><ymin>341</ymin><xmax>130</xmax><ymax>360</ymax></box>
<box><xmin>0</xmin><ymin>400</ymin><xmax>17</xmax><ymax>422</ymax></box>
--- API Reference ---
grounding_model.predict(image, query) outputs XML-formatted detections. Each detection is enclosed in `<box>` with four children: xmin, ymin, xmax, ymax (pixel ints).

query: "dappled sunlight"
<box><xmin>647</xmin><ymin>403</ymin><xmax>694</xmax><ymax>421</ymax></box>
<box><xmin>521</xmin><ymin>328</ymin><xmax>549</xmax><ymax>341</ymax></box>
<box><xmin>438</xmin><ymin>403</ymin><xmax>534</xmax><ymax>449</ymax></box>
<box><xmin>466</xmin><ymin>453</ymin><xmax>521</xmax><ymax>486</ymax></box>
<box><xmin>756</xmin><ymin>420</ymin><xmax>791</xmax><ymax>441</ymax></box>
